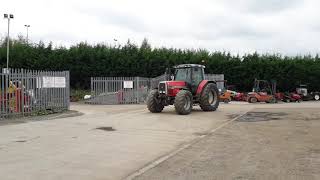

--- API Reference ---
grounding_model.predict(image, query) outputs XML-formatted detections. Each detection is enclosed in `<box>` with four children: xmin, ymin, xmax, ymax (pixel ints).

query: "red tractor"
<box><xmin>147</xmin><ymin>64</ymin><xmax>220</xmax><ymax>115</ymax></box>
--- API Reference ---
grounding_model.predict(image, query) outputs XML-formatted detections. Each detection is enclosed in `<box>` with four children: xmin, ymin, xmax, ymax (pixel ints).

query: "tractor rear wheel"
<box><xmin>199</xmin><ymin>83</ymin><xmax>219</xmax><ymax>111</ymax></box>
<box><xmin>174</xmin><ymin>90</ymin><xmax>193</xmax><ymax>115</ymax></box>
<box><xmin>147</xmin><ymin>89</ymin><xmax>164</xmax><ymax>113</ymax></box>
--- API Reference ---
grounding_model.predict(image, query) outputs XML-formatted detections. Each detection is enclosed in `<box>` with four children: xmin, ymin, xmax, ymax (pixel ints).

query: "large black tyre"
<box><xmin>147</xmin><ymin>89</ymin><xmax>164</xmax><ymax>113</ymax></box>
<box><xmin>314</xmin><ymin>93</ymin><xmax>320</xmax><ymax>101</ymax></box>
<box><xmin>199</xmin><ymin>83</ymin><xmax>220</xmax><ymax>111</ymax></box>
<box><xmin>174</xmin><ymin>90</ymin><xmax>193</xmax><ymax>115</ymax></box>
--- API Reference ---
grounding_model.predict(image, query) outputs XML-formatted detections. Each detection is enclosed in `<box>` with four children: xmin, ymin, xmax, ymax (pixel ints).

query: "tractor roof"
<box><xmin>174</xmin><ymin>64</ymin><xmax>205</xmax><ymax>69</ymax></box>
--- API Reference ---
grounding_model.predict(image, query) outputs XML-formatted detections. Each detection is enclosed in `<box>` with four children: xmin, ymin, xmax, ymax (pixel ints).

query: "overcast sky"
<box><xmin>1</xmin><ymin>0</ymin><xmax>319</xmax><ymax>55</ymax></box>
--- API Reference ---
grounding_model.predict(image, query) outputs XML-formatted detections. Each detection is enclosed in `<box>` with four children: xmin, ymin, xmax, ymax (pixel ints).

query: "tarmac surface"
<box><xmin>135</xmin><ymin>106</ymin><xmax>320</xmax><ymax>180</ymax></box>
<box><xmin>0</xmin><ymin>102</ymin><xmax>319</xmax><ymax>180</ymax></box>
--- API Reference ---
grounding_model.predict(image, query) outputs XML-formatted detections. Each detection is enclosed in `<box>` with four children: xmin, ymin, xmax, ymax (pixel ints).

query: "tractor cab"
<box><xmin>173</xmin><ymin>64</ymin><xmax>205</xmax><ymax>94</ymax></box>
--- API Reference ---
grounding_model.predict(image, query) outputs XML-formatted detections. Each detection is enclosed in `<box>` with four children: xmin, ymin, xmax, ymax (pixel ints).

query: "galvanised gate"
<box><xmin>0</xmin><ymin>68</ymin><xmax>70</xmax><ymax>118</ymax></box>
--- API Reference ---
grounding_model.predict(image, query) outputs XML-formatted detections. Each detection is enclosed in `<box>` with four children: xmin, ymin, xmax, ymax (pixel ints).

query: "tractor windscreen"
<box><xmin>174</xmin><ymin>68</ymin><xmax>191</xmax><ymax>82</ymax></box>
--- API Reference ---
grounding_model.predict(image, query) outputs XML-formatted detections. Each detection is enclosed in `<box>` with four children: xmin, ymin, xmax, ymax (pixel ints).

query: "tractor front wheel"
<box><xmin>200</xmin><ymin>83</ymin><xmax>220</xmax><ymax>111</ymax></box>
<box><xmin>147</xmin><ymin>89</ymin><xmax>164</xmax><ymax>113</ymax></box>
<box><xmin>174</xmin><ymin>90</ymin><xmax>193</xmax><ymax>115</ymax></box>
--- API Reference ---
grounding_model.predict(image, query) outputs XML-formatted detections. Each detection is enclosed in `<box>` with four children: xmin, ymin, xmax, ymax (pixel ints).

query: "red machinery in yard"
<box><xmin>275</xmin><ymin>92</ymin><xmax>302</xmax><ymax>102</ymax></box>
<box><xmin>0</xmin><ymin>81</ymin><xmax>31</xmax><ymax>113</ymax></box>
<box><xmin>216</xmin><ymin>80</ymin><xmax>234</xmax><ymax>103</ymax></box>
<box><xmin>233</xmin><ymin>92</ymin><xmax>247</xmax><ymax>101</ymax></box>
<box><xmin>247</xmin><ymin>79</ymin><xmax>277</xmax><ymax>103</ymax></box>
<box><xmin>146</xmin><ymin>64</ymin><xmax>220</xmax><ymax>115</ymax></box>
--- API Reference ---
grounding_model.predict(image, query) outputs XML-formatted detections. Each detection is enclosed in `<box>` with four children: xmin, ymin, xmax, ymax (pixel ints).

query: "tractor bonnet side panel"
<box><xmin>166</xmin><ymin>81</ymin><xmax>187</xmax><ymax>97</ymax></box>
<box><xmin>196</xmin><ymin>80</ymin><xmax>209</xmax><ymax>95</ymax></box>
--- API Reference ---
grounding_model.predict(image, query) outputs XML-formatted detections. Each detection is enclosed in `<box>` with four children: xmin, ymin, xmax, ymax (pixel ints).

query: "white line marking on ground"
<box><xmin>124</xmin><ymin>110</ymin><xmax>252</xmax><ymax>180</ymax></box>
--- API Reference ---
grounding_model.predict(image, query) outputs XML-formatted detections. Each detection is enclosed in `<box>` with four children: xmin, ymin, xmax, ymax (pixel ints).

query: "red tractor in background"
<box><xmin>147</xmin><ymin>64</ymin><xmax>220</xmax><ymax>115</ymax></box>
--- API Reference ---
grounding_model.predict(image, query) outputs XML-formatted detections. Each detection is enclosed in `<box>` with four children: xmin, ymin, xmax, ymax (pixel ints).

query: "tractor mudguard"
<box><xmin>196</xmin><ymin>80</ymin><xmax>216</xmax><ymax>96</ymax></box>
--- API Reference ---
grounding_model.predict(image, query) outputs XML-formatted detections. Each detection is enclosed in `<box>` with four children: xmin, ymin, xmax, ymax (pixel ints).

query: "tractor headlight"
<box><xmin>158</xmin><ymin>82</ymin><xmax>167</xmax><ymax>94</ymax></box>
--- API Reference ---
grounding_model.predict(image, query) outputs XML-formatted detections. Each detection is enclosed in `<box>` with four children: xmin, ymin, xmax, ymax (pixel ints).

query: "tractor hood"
<box><xmin>165</xmin><ymin>81</ymin><xmax>186</xmax><ymax>88</ymax></box>
<box><xmin>158</xmin><ymin>81</ymin><xmax>187</xmax><ymax>96</ymax></box>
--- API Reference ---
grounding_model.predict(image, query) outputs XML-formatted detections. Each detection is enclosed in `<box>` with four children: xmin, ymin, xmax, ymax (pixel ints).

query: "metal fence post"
<box><xmin>66</xmin><ymin>71</ymin><xmax>70</xmax><ymax>110</ymax></box>
<box><xmin>136</xmin><ymin>77</ymin><xmax>139</xmax><ymax>103</ymax></box>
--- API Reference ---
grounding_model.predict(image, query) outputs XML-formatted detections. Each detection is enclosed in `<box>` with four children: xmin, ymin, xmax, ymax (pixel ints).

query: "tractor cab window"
<box><xmin>192</xmin><ymin>67</ymin><xmax>203</xmax><ymax>85</ymax></box>
<box><xmin>175</xmin><ymin>68</ymin><xmax>191</xmax><ymax>83</ymax></box>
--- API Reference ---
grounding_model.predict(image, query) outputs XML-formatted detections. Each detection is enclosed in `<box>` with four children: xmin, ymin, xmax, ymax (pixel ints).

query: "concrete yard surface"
<box><xmin>0</xmin><ymin>102</ymin><xmax>319</xmax><ymax>180</ymax></box>
<box><xmin>135</xmin><ymin>105</ymin><xmax>320</xmax><ymax>180</ymax></box>
<box><xmin>0</xmin><ymin>102</ymin><xmax>249</xmax><ymax>180</ymax></box>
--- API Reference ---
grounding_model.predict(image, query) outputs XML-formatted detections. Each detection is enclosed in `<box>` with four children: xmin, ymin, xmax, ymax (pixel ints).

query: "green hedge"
<box><xmin>1</xmin><ymin>38</ymin><xmax>319</xmax><ymax>92</ymax></box>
